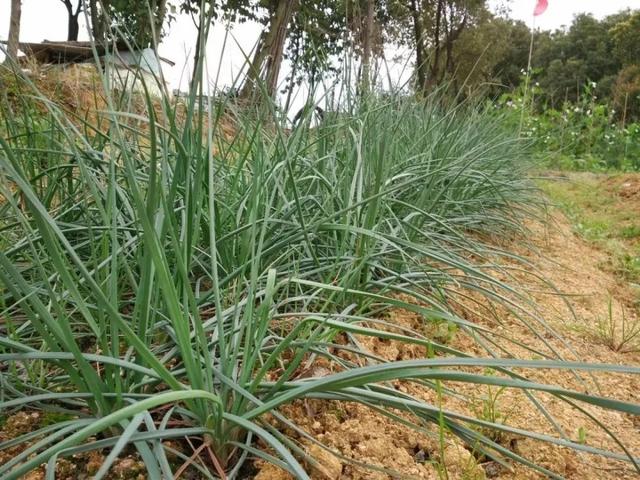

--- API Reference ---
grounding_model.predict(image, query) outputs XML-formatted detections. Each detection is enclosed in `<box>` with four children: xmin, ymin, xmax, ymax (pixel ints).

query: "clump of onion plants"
<box><xmin>0</xmin><ymin>32</ymin><xmax>639</xmax><ymax>480</ymax></box>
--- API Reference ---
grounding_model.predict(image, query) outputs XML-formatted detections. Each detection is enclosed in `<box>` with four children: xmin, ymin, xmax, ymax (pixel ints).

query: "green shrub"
<box><xmin>499</xmin><ymin>76</ymin><xmax>640</xmax><ymax>171</ymax></box>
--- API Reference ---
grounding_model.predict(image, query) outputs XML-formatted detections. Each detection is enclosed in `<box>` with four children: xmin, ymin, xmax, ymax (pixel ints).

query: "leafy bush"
<box><xmin>499</xmin><ymin>76</ymin><xmax>640</xmax><ymax>171</ymax></box>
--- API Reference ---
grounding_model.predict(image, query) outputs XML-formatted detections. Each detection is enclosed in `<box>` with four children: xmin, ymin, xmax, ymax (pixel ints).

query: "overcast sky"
<box><xmin>1</xmin><ymin>0</ymin><xmax>638</xmax><ymax>92</ymax></box>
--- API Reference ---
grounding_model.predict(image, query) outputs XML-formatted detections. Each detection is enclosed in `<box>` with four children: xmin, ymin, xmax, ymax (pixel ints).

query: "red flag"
<box><xmin>534</xmin><ymin>0</ymin><xmax>548</xmax><ymax>16</ymax></box>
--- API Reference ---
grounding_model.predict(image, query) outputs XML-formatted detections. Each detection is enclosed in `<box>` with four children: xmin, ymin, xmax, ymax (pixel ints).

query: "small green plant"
<box><xmin>424</xmin><ymin>319</ymin><xmax>459</xmax><ymax>345</ymax></box>
<box><xmin>593</xmin><ymin>299</ymin><xmax>640</xmax><ymax>353</ymax></box>
<box><xmin>471</xmin><ymin>377</ymin><xmax>510</xmax><ymax>445</ymax></box>
<box><xmin>617</xmin><ymin>253</ymin><xmax>640</xmax><ymax>283</ymax></box>
<box><xmin>577</xmin><ymin>426</ymin><xmax>588</xmax><ymax>445</ymax></box>
<box><xmin>40</xmin><ymin>412</ymin><xmax>75</xmax><ymax>427</ymax></box>
<box><xmin>620</xmin><ymin>225</ymin><xmax>640</xmax><ymax>239</ymax></box>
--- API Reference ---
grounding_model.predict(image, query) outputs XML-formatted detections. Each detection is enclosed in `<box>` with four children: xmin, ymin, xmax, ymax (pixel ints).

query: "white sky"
<box><xmin>1</xmin><ymin>0</ymin><xmax>638</xmax><ymax>93</ymax></box>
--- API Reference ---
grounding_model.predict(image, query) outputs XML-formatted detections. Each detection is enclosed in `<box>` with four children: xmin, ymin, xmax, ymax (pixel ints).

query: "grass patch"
<box><xmin>540</xmin><ymin>172</ymin><xmax>640</xmax><ymax>296</ymax></box>
<box><xmin>593</xmin><ymin>300</ymin><xmax>640</xmax><ymax>354</ymax></box>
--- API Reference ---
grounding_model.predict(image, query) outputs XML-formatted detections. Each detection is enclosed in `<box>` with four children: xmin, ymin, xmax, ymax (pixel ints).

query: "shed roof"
<box><xmin>5</xmin><ymin>41</ymin><xmax>174</xmax><ymax>67</ymax></box>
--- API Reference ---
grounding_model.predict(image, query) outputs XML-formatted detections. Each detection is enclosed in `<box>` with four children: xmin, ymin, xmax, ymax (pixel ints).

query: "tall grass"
<box><xmin>0</xmin><ymin>46</ymin><xmax>639</xmax><ymax>478</ymax></box>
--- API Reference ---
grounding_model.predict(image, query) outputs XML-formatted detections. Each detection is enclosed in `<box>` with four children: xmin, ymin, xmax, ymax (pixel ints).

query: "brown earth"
<box><xmin>605</xmin><ymin>174</ymin><xmax>640</xmax><ymax>201</ymax></box>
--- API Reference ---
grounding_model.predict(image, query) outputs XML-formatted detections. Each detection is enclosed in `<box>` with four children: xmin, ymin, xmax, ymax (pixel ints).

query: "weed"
<box><xmin>540</xmin><ymin>174</ymin><xmax>640</xmax><ymax>290</ymax></box>
<box><xmin>577</xmin><ymin>426</ymin><xmax>588</xmax><ymax>445</ymax></box>
<box><xmin>620</xmin><ymin>225</ymin><xmax>640</xmax><ymax>239</ymax></box>
<box><xmin>592</xmin><ymin>299</ymin><xmax>640</xmax><ymax>353</ymax></box>
<box><xmin>617</xmin><ymin>253</ymin><xmax>640</xmax><ymax>283</ymax></box>
<box><xmin>472</xmin><ymin>380</ymin><xmax>510</xmax><ymax>445</ymax></box>
<box><xmin>40</xmin><ymin>412</ymin><xmax>75</xmax><ymax>427</ymax></box>
<box><xmin>424</xmin><ymin>319</ymin><xmax>459</xmax><ymax>345</ymax></box>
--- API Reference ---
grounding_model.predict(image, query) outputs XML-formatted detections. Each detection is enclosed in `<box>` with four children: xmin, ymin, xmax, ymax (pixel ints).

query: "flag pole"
<box><xmin>519</xmin><ymin>0</ymin><xmax>547</xmax><ymax>135</ymax></box>
<box><xmin>519</xmin><ymin>15</ymin><xmax>536</xmax><ymax>135</ymax></box>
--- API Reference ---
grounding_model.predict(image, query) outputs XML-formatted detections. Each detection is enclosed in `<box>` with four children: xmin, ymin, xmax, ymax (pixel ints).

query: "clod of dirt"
<box><xmin>482</xmin><ymin>461</ymin><xmax>503</xmax><ymax>478</ymax></box>
<box><xmin>86</xmin><ymin>451</ymin><xmax>106</xmax><ymax>475</ymax></box>
<box><xmin>111</xmin><ymin>457</ymin><xmax>146</xmax><ymax>479</ymax></box>
<box><xmin>305</xmin><ymin>444</ymin><xmax>343</xmax><ymax>479</ymax></box>
<box><xmin>2</xmin><ymin>411</ymin><xmax>41</xmax><ymax>437</ymax></box>
<box><xmin>603</xmin><ymin>174</ymin><xmax>640</xmax><ymax>200</ymax></box>
<box><xmin>442</xmin><ymin>443</ymin><xmax>486</xmax><ymax>479</ymax></box>
<box><xmin>253</xmin><ymin>462</ymin><xmax>294</xmax><ymax>480</ymax></box>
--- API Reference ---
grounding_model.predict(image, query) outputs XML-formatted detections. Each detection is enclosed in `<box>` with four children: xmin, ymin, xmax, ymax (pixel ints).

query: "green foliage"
<box><xmin>283</xmin><ymin>1</ymin><xmax>349</xmax><ymax>88</ymax></box>
<box><xmin>620</xmin><ymin>225</ymin><xmax>640</xmax><ymax>240</ymax></box>
<box><xmin>525</xmin><ymin>12</ymin><xmax>629</xmax><ymax>107</ymax></box>
<box><xmin>593</xmin><ymin>299</ymin><xmax>640</xmax><ymax>354</ymax></box>
<box><xmin>471</xmin><ymin>9</ymin><xmax>640</xmax><ymax>123</ymax></box>
<box><xmin>476</xmin><ymin>17</ymin><xmax>531</xmax><ymax>93</ymax></box>
<box><xmin>500</xmin><ymin>78</ymin><xmax>640</xmax><ymax>171</ymax></box>
<box><xmin>41</xmin><ymin>412</ymin><xmax>76</xmax><ymax>427</ymax></box>
<box><xmin>612</xmin><ymin>65</ymin><xmax>640</xmax><ymax>123</ymax></box>
<box><xmin>611</xmin><ymin>11</ymin><xmax>640</xmax><ymax>67</ymax></box>
<box><xmin>109</xmin><ymin>0</ymin><xmax>168</xmax><ymax>46</ymax></box>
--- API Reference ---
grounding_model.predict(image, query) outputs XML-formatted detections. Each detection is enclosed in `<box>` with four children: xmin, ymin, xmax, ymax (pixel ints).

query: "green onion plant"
<box><xmin>0</xmin><ymin>16</ymin><xmax>638</xmax><ymax>479</ymax></box>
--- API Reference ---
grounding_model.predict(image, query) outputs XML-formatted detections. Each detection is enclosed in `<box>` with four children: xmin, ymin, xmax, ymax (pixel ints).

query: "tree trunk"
<box><xmin>360</xmin><ymin>0</ymin><xmax>375</xmax><ymax>95</ymax></box>
<box><xmin>240</xmin><ymin>0</ymin><xmax>298</xmax><ymax>100</ymax></box>
<box><xmin>89</xmin><ymin>0</ymin><xmax>101</xmax><ymax>41</ymax></box>
<box><xmin>68</xmin><ymin>14</ymin><xmax>80</xmax><ymax>41</ymax></box>
<box><xmin>5</xmin><ymin>0</ymin><xmax>22</xmax><ymax>64</ymax></box>
<box><xmin>189</xmin><ymin>2</ymin><xmax>216</xmax><ymax>93</ymax></box>
<box><xmin>60</xmin><ymin>0</ymin><xmax>82</xmax><ymax>41</ymax></box>
<box><xmin>410</xmin><ymin>0</ymin><xmax>427</xmax><ymax>94</ymax></box>
<box><xmin>283</xmin><ymin>38</ymin><xmax>301</xmax><ymax>113</ymax></box>
<box><xmin>265</xmin><ymin>0</ymin><xmax>297</xmax><ymax>97</ymax></box>
<box><xmin>443</xmin><ymin>6</ymin><xmax>467</xmax><ymax>87</ymax></box>
<box><xmin>428</xmin><ymin>0</ymin><xmax>444</xmax><ymax>88</ymax></box>
<box><xmin>152</xmin><ymin>0</ymin><xmax>168</xmax><ymax>46</ymax></box>
<box><xmin>89</xmin><ymin>0</ymin><xmax>110</xmax><ymax>43</ymax></box>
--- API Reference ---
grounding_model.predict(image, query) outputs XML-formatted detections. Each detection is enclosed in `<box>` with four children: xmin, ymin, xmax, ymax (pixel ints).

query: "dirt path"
<box><xmin>258</xmin><ymin>208</ymin><xmax>640</xmax><ymax>480</ymax></box>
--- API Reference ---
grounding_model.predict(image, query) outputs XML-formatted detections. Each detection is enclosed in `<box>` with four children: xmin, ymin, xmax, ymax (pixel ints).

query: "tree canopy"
<box><xmin>36</xmin><ymin>0</ymin><xmax>640</xmax><ymax>118</ymax></box>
